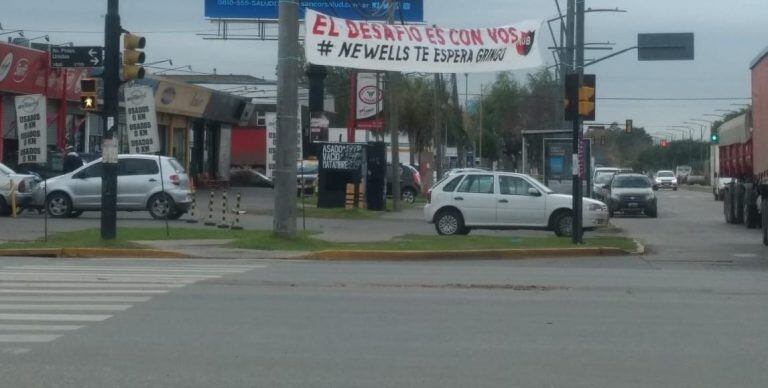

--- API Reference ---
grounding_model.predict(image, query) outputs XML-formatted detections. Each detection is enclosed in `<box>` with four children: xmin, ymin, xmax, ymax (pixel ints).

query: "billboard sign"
<box><xmin>305</xmin><ymin>10</ymin><xmax>544</xmax><ymax>73</ymax></box>
<box><xmin>14</xmin><ymin>94</ymin><xmax>47</xmax><ymax>165</ymax></box>
<box><xmin>204</xmin><ymin>0</ymin><xmax>424</xmax><ymax>22</ymax></box>
<box><xmin>355</xmin><ymin>72</ymin><xmax>384</xmax><ymax>130</ymax></box>
<box><xmin>124</xmin><ymin>85</ymin><xmax>161</xmax><ymax>154</ymax></box>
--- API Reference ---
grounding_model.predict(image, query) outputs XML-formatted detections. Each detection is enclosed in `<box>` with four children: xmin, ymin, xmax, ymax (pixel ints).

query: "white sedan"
<box><xmin>424</xmin><ymin>171</ymin><xmax>608</xmax><ymax>236</ymax></box>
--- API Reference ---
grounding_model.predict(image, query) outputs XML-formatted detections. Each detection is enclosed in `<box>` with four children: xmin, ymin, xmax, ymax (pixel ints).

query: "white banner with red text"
<box><xmin>305</xmin><ymin>10</ymin><xmax>544</xmax><ymax>73</ymax></box>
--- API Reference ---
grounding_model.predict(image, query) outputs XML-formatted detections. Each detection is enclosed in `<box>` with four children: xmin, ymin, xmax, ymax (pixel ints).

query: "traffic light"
<box><xmin>122</xmin><ymin>33</ymin><xmax>146</xmax><ymax>80</ymax></box>
<box><xmin>578</xmin><ymin>74</ymin><xmax>596</xmax><ymax>121</ymax></box>
<box><xmin>626</xmin><ymin>119</ymin><xmax>633</xmax><ymax>133</ymax></box>
<box><xmin>710</xmin><ymin>132</ymin><xmax>719</xmax><ymax>144</ymax></box>
<box><xmin>660</xmin><ymin>139</ymin><xmax>669</xmax><ymax>148</ymax></box>
<box><xmin>80</xmin><ymin>78</ymin><xmax>99</xmax><ymax>112</ymax></box>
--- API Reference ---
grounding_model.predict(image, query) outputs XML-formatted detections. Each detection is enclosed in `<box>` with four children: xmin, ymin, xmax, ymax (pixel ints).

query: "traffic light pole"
<box><xmin>571</xmin><ymin>0</ymin><xmax>585</xmax><ymax>244</ymax></box>
<box><xmin>101</xmin><ymin>0</ymin><xmax>121</xmax><ymax>240</ymax></box>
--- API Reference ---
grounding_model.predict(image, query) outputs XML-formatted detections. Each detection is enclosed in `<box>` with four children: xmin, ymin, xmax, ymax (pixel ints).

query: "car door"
<box><xmin>453</xmin><ymin>174</ymin><xmax>496</xmax><ymax>225</ymax></box>
<box><xmin>496</xmin><ymin>175</ymin><xmax>547</xmax><ymax>226</ymax></box>
<box><xmin>118</xmin><ymin>158</ymin><xmax>160</xmax><ymax>209</ymax></box>
<box><xmin>71</xmin><ymin>162</ymin><xmax>103</xmax><ymax>208</ymax></box>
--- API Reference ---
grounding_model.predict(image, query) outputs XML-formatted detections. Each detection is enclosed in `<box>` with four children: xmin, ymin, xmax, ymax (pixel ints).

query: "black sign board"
<box><xmin>320</xmin><ymin>143</ymin><xmax>365</xmax><ymax>171</ymax></box>
<box><xmin>50</xmin><ymin>46</ymin><xmax>104</xmax><ymax>68</ymax></box>
<box><xmin>638</xmin><ymin>33</ymin><xmax>694</xmax><ymax>61</ymax></box>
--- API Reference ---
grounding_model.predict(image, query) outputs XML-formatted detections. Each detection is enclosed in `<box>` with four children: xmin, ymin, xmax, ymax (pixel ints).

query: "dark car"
<box><xmin>386</xmin><ymin>163</ymin><xmax>422</xmax><ymax>204</ymax></box>
<box><xmin>592</xmin><ymin>170</ymin><xmax>616</xmax><ymax>201</ymax></box>
<box><xmin>604</xmin><ymin>173</ymin><xmax>658</xmax><ymax>218</ymax></box>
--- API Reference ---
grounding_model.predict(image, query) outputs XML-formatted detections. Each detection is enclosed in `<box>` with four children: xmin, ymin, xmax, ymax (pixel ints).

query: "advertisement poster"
<box><xmin>305</xmin><ymin>10</ymin><xmax>543</xmax><ymax>73</ymax></box>
<box><xmin>265</xmin><ymin>112</ymin><xmax>303</xmax><ymax>180</ymax></box>
<box><xmin>14</xmin><ymin>94</ymin><xmax>47</xmax><ymax>164</ymax></box>
<box><xmin>355</xmin><ymin>72</ymin><xmax>384</xmax><ymax>130</ymax></box>
<box><xmin>124</xmin><ymin>84</ymin><xmax>160</xmax><ymax>154</ymax></box>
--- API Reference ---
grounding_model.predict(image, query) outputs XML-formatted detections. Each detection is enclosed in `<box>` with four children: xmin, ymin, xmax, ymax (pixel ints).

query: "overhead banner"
<box><xmin>204</xmin><ymin>0</ymin><xmax>424</xmax><ymax>22</ymax></box>
<box><xmin>14</xmin><ymin>94</ymin><xmax>47</xmax><ymax>165</ymax></box>
<box><xmin>356</xmin><ymin>72</ymin><xmax>384</xmax><ymax>130</ymax></box>
<box><xmin>305</xmin><ymin>10</ymin><xmax>544</xmax><ymax>73</ymax></box>
<box><xmin>124</xmin><ymin>85</ymin><xmax>160</xmax><ymax>154</ymax></box>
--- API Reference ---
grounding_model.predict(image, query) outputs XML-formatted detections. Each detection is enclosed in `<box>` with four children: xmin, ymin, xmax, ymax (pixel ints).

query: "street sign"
<box><xmin>50</xmin><ymin>46</ymin><xmax>104</xmax><ymax>68</ymax></box>
<box><xmin>638</xmin><ymin>33</ymin><xmax>694</xmax><ymax>61</ymax></box>
<box><xmin>204</xmin><ymin>0</ymin><xmax>424</xmax><ymax>22</ymax></box>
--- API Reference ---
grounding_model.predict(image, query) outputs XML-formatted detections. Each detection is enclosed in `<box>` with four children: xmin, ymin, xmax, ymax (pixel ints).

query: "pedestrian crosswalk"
<box><xmin>0</xmin><ymin>262</ymin><xmax>265</xmax><ymax>355</ymax></box>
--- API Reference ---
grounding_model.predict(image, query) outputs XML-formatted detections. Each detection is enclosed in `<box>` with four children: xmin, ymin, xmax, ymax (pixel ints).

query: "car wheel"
<box><xmin>401</xmin><ymin>188</ymin><xmax>417</xmax><ymax>204</ymax></box>
<box><xmin>67</xmin><ymin>210</ymin><xmax>84</xmax><ymax>218</ymax></box>
<box><xmin>46</xmin><ymin>192</ymin><xmax>72</xmax><ymax>218</ymax></box>
<box><xmin>148</xmin><ymin>193</ymin><xmax>176</xmax><ymax>220</ymax></box>
<box><xmin>435</xmin><ymin>209</ymin><xmax>465</xmax><ymax>236</ymax></box>
<box><xmin>673</xmin><ymin>187</ymin><xmax>678</xmax><ymax>191</ymax></box>
<box><xmin>0</xmin><ymin>197</ymin><xmax>9</xmax><ymax>216</ymax></box>
<box><xmin>762</xmin><ymin>199</ymin><xmax>768</xmax><ymax>246</ymax></box>
<box><xmin>553</xmin><ymin>211</ymin><xmax>574</xmax><ymax>237</ymax></box>
<box><xmin>646</xmin><ymin>206</ymin><xmax>658</xmax><ymax>218</ymax></box>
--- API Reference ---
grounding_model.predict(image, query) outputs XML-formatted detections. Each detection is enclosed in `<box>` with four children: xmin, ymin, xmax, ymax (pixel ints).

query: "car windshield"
<box><xmin>613</xmin><ymin>176</ymin><xmax>651</xmax><ymax>188</ymax></box>
<box><xmin>594</xmin><ymin>172</ymin><xmax>614</xmax><ymax>184</ymax></box>
<box><xmin>0</xmin><ymin>163</ymin><xmax>14</xmax><ymax>175</ymax></box>
<box><xmin>657</xmin><ymin>171</ymin><xmax>674</xmax><ymax>177</ymax></box>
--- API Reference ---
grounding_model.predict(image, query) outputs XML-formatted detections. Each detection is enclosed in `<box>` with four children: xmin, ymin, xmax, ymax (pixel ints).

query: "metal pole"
<box><xmin>465</xmin><ymin>73</ymin><xmax>469</xmax><ymax>167</ymax></box>
<box><xmin>433</xmin><ymin>72</ymin><xmax>443</xmax><ymax>178</ymax></box>
<box><xmin>273</xmin><ymin>0</ymin><xmax>299</xmax><ymax>236</ymax></box>
<box><xmin>100</xmin><ymin>0</ymin><xmax>121</xmax><ymax>240</ymax></box>
<box><xmin>388</xmin><ymin>0</ymin><xmax>401</xmax><ymax>212</ymax></box>
<box><xmin>479</xmin><ymin>87</ymin><xmax>483</xmax><ymax>167</ymax></box>
<box><xmin>570</xmin><ymin>0</ymin><xmax>584</xmax><ymax>244</ymax></box>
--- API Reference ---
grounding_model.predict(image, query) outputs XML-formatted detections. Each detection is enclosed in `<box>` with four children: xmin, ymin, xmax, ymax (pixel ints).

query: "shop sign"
<box><xmin>305</xmin><ymin>10</ymin><xmax>544</xmax><ymax>73</ymax></box>
<box><xmin>125</xmin><ymin>84</ymin><xmax>160</xmax><ymax>154</ymax></box>
<box><xmin>14</xmin><ymin>94</ymin><xmax>47</xmax><ymax>164</ymax></box>
<box><xmin>320</xmin><ymin>143</ymin><xmax>364</xmax><ymax>171</ymax></box>
<box><xmin>155</xmin><ymin>80</ymin><xmax>211</xmax><ymax>118</ymax></box>
<box><xmin>356</xmin><ymin>72</ymin><xmax>383</xmax><ymax>130</ymax></box>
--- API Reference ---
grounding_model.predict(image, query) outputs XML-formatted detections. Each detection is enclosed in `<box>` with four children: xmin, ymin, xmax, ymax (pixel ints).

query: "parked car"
<box><xmin>604</xmin><ymin>173</ymin><xmax>658</xmax><ymax>218</ymax></box>
<box><xmin>387</xmin><ymin>163</ymin><xmax>422</xmax><ymax>204</ymax></box>
<box><xmin>713</xmin><ymin>177</ymin><xmax>733</xmax><ymax>201</ymax></box>
<box><xmin>0</xmin><ymin>162</ymin><xmax>39</xmax><ymax>216</ymax></box>
<box><xmin>297</xmin><ymin>160</ymin><xmax>318</xmax><ymax>196</ymax></box>
<box><xmin>653</xmin><ymin>170</ymin><xmax>678</xmax><ymax>190</ymax></box>
<box><xmin>32</xmin><ymin>155</ymin><xmax>191</xmax><ymax>220</ymax></box>
<box><xmin>424</xmin><ymin>171</ymin><xmax>608</xmax><ymax>236</ymax></box>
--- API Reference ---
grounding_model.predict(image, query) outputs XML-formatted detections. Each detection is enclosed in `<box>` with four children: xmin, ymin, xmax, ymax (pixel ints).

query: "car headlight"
<box><xmin>588</xmin><ymin>203</ymin><xmax>604</xmax><ymax>211</ymax></box>
<box><xmin>655</xmin><ymin>178</ymin><xmax>662</xmax><ymax>183</ymax></box>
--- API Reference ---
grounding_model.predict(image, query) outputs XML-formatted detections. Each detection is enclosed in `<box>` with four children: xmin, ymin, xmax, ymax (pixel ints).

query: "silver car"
<box><xmin>33</xmin><ymin>155</ymin><xmax>191</xmax><ymax>219</ymax></box>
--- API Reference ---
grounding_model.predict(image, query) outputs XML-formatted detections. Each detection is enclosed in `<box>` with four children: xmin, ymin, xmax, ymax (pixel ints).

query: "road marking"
<box><xmin>0</xmin><ymin>272</ymin><xmax>217</xmax><ymax>279</ymax></box>
<box><xmin>0</xmin><ymin>324</ymin><xmax>84</xmax><ymax>331</ymax></box>
<box><xmin>0</xmin><ymin>275</ymin><xmax>196</xmax><ymax>284</ymax></box>
<box><xmin>0</xmin><ymin>313</ymin><xmax>112</xmax><ymax>322</ymax></box>
<box><xmin>0</xmin><ymin>296</ymin><xmax>151</xmax><ymax>303</ymax></box>
<box><xmin>9</xmin><ymin>266</ymin><xmax>263</xmax><ymax>273</ymax></box>
<box><xmin>0</xmin><ymin>304</ymin><xmax>131</xmax><ymax>311</ymax></box>
<box><xmin>0</xmin><ymin>282</ymin><xmax>182</xmax><ymax>288</ymax></box>
<box><xmin>1</xmin><ymin>347</ymin><xmax>30</xmax><ymax>354</ymax></box>
<box><xmin>0</xmin><ymin>334</ymin><xmax>62</xmax><ymax>343</ymax></box>
<box><xmin>0</xmin><ymin>289</ymin><xmax>169</xmax><ymax>294</ymax></box>
<box><xmin>733</xmin><ymin>253</ymin><xmax>758</xmax><ymax>258</ymax></box>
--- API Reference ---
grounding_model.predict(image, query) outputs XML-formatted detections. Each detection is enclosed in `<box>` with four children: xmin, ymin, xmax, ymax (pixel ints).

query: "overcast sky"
<box><xmin>2</xmin><ymin>0</ymin><xmax>766</xmax><ymax>139</ymax></box>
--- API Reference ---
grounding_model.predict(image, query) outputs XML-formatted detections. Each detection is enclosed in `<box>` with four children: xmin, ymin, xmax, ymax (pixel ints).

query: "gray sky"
<box><xmin>2</xmin><ymin>0</ymin><xmax>765</xmax><ymax>139</ymax></box>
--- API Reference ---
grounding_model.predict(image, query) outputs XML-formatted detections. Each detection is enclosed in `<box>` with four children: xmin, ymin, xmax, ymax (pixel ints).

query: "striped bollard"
<box><xmin>218</xmin><ymin>192</ymin><xmax>230</xmax><ymax>229</ymax></box>
<box><xmin>186</xmin><ymin>189</ymin><xmax>199</xmax><ymax>224</ymax></box>
<box><xmin>204</xmin><ymin>191</ymin><xmax>217</xmax><ymax>226</ymax></box>
<box><xmin>231</xmin><ymin>192</ymin><xmax>244</xmax><ymax>230</ymax></box>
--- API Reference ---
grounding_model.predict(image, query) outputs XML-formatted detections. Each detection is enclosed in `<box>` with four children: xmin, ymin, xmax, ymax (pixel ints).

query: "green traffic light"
<box><xmin>710</xmin><ymin>133</ymin><xmax>719</xmax><ymax>143</ymax></box>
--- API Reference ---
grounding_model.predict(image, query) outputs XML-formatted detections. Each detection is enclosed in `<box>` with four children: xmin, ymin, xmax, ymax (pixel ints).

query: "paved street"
<box><xmin>0</xmin><ymin>188</ymin><xmax>767</xmax><ymax>386</ymax></box>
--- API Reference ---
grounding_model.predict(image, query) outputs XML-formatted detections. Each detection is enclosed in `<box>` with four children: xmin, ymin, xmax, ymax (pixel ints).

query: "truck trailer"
<box><xmin>720</xmin><ymin>46</ymin><xmax>768</xmax><ymax>244</ymax></box>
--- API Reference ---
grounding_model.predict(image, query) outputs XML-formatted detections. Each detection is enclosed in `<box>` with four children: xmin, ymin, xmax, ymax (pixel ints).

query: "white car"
<box><xmin>424</xmin><ymin>171</ymin><xmax>608</xmax><ymax>236</ymax></box>
<box><xmin>0</xmin><ymin>163</ymin><xmax>38</xmax><ymax>216</ymax></box>
<box><xmin>654</xmin><ymin>170</ymin><xmax>678</xmax><ymax>190</ymax></box>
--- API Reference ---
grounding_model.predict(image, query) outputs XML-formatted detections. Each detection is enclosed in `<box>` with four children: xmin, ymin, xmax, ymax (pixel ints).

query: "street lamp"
<box><xmin>14</xmin><ymin>34</ymin><xmax>49</xmax><ymax>44</ymax></box>
<box><xmin>145</xmin><ymin>59</ymin><xmax>174</xmax><ymax>67</ymax></box>
<box><xmin>0</xmin><ymin>29</ymin><xmax>23</xmax><ymax>37</ymax></box>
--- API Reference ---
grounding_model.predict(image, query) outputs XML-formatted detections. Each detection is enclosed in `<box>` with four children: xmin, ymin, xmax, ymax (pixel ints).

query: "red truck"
<box><xmin>720</xmin><ymin>46</ymin><xmax>768</xmax><ymax>244</ymax></box>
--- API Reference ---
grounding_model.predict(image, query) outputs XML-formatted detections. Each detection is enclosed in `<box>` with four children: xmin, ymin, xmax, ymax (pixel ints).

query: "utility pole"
<box><xmin>101</xmin><ymin>0</ymin><xmax>121</xmax><ymax>240</ymax></box>
<box><xmin>570</xmin><ymin>0</ymin><xmax>585</xmax><ymax>244</ymax></box>
<box><xmin>274</xmin><ymin>0</ymin><xmax>299</xmax><ymax>236</ymax></box>
<box><xmin>387</xmin><ymin>0</ymin><xmax>401</xmax><ymax>212</ymax></box>
<box><xmin>478</xmin><ymin>87</ymin><xmax>483</xmax><ymax>168</ymax></box>
<box><xmin>433</xmin><ymin>72</ymin><xmax>443</xmax><ymax>178</ymax></box>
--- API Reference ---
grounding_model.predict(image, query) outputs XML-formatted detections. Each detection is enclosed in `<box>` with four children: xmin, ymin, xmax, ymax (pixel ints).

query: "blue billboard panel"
<box><xmin>204</xmin><ymin>0</ymin><xmax>424</xmax><ymax>22</ymax></box>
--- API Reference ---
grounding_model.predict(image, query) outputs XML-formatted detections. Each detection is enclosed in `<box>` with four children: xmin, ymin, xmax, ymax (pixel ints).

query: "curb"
<box><xmin>0</xmin><ymin>248</ymin><xmax>189</xmax><ymax>259</ymax></box>
<box><xmin>304</xmin><ymin>247</ymin><xmax>629</xmax><ymax>261</ymax></box>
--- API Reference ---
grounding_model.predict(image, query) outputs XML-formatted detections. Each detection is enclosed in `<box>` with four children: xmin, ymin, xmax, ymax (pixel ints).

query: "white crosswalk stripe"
<box><xmin>0</xmin><ymin>262</ymin><xmax>264</xmax><ymax>355</ymax></box>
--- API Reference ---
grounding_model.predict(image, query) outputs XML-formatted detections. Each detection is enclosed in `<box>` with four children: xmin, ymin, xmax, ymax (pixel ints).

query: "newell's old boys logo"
<box><xmin>127</xmin><ymin>88</ymin><xmax>148</xmax><ymax>106</ymax></box>
<box><xmin>0</xmin><ymin>52</ymin><xmax>13</xmax><ymax>82</ymax></box>
<box><xmin>18</xmin><ymin>96</ymin><xmax>39</xmax><ymax>114</ymax></box>
<box><xmin>358</xmin><ymin>86</ymin><xmax>382</xmax><ymax>105</ymax></box>
<box><xmin>516</xmin><ymin>30</ymin><xmax>535</xmax><ymax>56</ymax></box>
<box><xmin>13</xmin><ymin>58</ymin><xmax>29</xmax><ymax>83</ymax></box>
